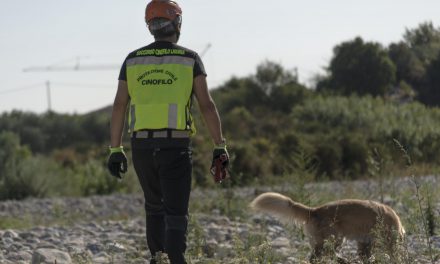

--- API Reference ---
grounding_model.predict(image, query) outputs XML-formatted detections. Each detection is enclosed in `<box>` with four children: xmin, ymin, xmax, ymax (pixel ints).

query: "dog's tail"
<box><xmin>250</xmin><ymin>192</ymin><xmax>311</xmax><ymax>226</ymax></box>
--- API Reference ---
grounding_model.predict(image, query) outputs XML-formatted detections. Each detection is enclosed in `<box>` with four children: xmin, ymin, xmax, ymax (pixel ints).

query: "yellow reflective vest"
<box><xmin>126</xmin><ymin>47</ymin><xmax>197</xmax><ymax>135</ymax></box>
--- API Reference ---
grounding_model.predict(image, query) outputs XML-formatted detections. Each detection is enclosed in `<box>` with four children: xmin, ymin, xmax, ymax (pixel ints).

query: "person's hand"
<box><xmin>210</xmin><ymin>141</ymin><xmax>229</xmax><ymax>183</ymax></box>
<box><xmin>107</xmin><ymin>146</ymin><xmax>128</xmax><ymax>179</ymax></box>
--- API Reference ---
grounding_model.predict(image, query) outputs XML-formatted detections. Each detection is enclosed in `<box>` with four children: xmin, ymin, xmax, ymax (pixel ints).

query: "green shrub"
<box><xmin>340</xmin><ymin>134</ymin><xmax>369</xmax><ymax>178</ymax></box>
<box><xmin>292</xmin><ymin>95</ymin><xmax>440</xmax><ymax>175</ymax></box>
<box><xmin>418</xmin><ymin>132</ymin><xmax>440</xmax><ymax>163</ymax></box>
<box><xmin>75</xmin><ymin>160</ymin><xmax>121</xmax><ymax>196</ymax></box>
<box><xmin>0</xmin><ymin>156</ymin><xmax>50</xmax><ymax>200</ymax></box>
<box><xmin>313</xmin><ymin>140</ymin><xmax>342</xmax><ymax>179</ymax></box>
<box><xmin>222</xmin><ymin>107</ymin><xmax>256</xmax><ymax>139</ymax></box>
<box><xmin>229</xmin><ymin>141</ymin><xmax>272</xmax><ymax>186</ymax></box>
<box><xmin>0</xmin><ymin>131</ymin><xmax>47</xmax><ymax>200</ymax></box>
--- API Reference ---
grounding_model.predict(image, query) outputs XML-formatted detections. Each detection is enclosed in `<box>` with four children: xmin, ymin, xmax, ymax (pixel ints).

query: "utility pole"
<box><xmin>46</xmin><ymin>80</ymin><xmax>52</xmax><ymax>112</ymax></box>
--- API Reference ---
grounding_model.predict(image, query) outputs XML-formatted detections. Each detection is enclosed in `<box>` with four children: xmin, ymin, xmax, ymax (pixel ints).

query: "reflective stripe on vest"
<box><xmin>126</xmin><ymin>55</ymin><xmax>196</xmax><ymax>134</ymax></box>
<box><xmin>126</xmin><ymin>56</ymin><xmax>195</xmax><ymax>67</ymax></box>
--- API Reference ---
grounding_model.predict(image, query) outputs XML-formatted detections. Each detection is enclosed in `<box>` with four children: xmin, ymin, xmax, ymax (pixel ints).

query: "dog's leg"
<box><xmin>357</xmin><ymin>241</ymin><xmax>372</xmax><ymax>264</ymax></box>
<box><xmin>309</xmin><ymin>243</ymin><xmax>349</xmax><ymax>264</ymax></box>
<box><xmin>332</xmin><ymin>237</ymin><xmax>349</xmax><ymax>264</ymax></box>
<box><xmin>309</xmin><ymin>242</ymin><xmax>324</xmax><ymax>264</ymax></box>
<box><xmin>387</xmin><ymin>240</ymin><xmax>401</xmax><ymax>264</ymax></box>
<box><xmin>310</xmin><ymin>235</ymin><xmax>346</xmax><ymax>264</ymax></box>
<box><xmin>336</xmin><ymin>256</ymin><xmax>350</xmax><ymax>264</ymax></box>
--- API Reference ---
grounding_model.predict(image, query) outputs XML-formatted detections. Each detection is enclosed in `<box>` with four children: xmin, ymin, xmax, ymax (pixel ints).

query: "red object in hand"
<box><xmin>210</xmin><ymin>154</ymin><xmax>229</xmax><ymax>183</ymax></box>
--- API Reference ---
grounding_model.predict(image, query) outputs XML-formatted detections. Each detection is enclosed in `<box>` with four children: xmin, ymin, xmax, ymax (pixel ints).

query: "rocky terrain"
<box><xmin>1</xmin><ymin>176</ymin><xmax>440</xmax><ymax>264</ymax></box>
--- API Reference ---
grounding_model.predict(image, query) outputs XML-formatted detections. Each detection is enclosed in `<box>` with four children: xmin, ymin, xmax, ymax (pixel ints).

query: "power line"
<box><xmin>23</xmin><ymin>64</ymin><xmax>119</xmax><ymax>72</ymax></box>
<box><xmin>0</xmin><ymin>82</ymin><xmax>115</xmax><ymax>95</ymax></box>
<box><xmin>52</xmin><ymin>82</ymin><xmax>114</xmax><ymax>88</ymax></box>
<box><xmin>23</xmin><ymin>56</ymin><xmax>119</xmax><ymax>72</ymax></box>
<box><xmin>0</xmin><ymin>82</ymin><xmax>51</xmax><ymax>112</ymax></box>
<box><xmin>0</xmin><ymin>83</ymin><xmax>44</xmax><ymax>95</ymax></box>
<box><xmin>0</xmin><ymin>81</ymin><xmax>116</xmax><ymax>112</ymax></box>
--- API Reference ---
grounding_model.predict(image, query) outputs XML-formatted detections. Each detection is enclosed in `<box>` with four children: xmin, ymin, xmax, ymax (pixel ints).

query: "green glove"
<box><xmin>107</xmin><ymin>146</ymin><xmax>128</xmax><ymax>179</ymax></box>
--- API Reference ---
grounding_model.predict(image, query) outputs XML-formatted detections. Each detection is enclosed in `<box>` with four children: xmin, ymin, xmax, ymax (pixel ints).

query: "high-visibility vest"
<box><xmin>126</xmin><ymin>52</ymin><xmax>196</xmax><ymax>135</ymax></box>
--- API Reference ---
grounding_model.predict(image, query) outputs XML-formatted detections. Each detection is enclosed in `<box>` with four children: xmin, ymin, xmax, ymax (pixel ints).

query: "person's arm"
<box><xmin>110</xmin><ymin>80</ymin><xmax>130</xmax><ymax>147</ymax></box>
<box><xmin>193</xmin><ymin>75</ymin><xmax>224</xmax><ymax>145</ymax></box>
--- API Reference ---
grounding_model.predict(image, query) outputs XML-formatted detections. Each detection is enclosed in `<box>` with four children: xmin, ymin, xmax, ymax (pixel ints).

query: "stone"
<box><xmin>271</xmin><ymin>237</ymin><xmax>291</xmax><ymax>248</ymax></box>
<box><xmin>0</xmin><ymin>260</ymin><xmax>17</xmax><ymax>264</ymax></box>
<box><xmin>86</xmin><ymin>243</ymin><xmax>104</xmax><ymax>254</ymax></box>
<box><xmin>203</xmin><ymin>239</ymin><xmax>218</xmax><ymax>258</ymax></box>
<box><xmin>106</xmin><ymin>242</ymin><xmax>125</xmax><ymax>253</ymax></box>
<box><xmin>31</xmin><ymin>248</ymin><xmax>72</xmax><ymax>264</ymax></box>
<box><xmin>91</xmin><ymin>252</ymin><xmax>110</xmax><ymax>264</ymax></box>
<box><xmin>5</xmin><ymin>251</ymin><xmax>32</xmax><ymax>262</ymax></box>
<box><xmin>3</xmin><ymin>230</ymin><xmax>19</xmax><ymax>238</ymax></box>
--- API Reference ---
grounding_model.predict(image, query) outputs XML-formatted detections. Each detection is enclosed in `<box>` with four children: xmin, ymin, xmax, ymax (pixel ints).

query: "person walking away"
<box><xmin>106</xmin><ymin>1</ymin><xmax>229</xmax><ymax>263</ymax></box>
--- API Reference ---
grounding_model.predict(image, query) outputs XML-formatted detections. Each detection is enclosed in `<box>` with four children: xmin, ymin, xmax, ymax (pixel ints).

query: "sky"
<box><xmin>1</xmin><ymin>0</ymin><xmax>439</xmax><ymax>114</ymax></box>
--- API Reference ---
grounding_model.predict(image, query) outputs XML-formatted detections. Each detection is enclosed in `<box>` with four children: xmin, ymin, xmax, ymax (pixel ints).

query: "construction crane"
<box><xmin>23</xmin><ymin>56</ymin><xmax>119</xmax><ymax>72</ymax></box>
<box><xmin>200</xmin><ymin>43</ymin><xmax>212</xmax><ymax>58</ymax></box>
<box><xmin>22</xmin><ymin>44</ymin><xmax>212</xmax><ymax>111</ymax></box>
<box><xmin>23</xmin><ymin>43</ymin><xmax>211</xmax><ymax>72</ymax></box>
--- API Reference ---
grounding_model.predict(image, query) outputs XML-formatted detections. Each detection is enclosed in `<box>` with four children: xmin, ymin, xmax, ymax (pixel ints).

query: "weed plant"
<box><xmin>1</xmin><ymin>141</ymin><xmax>439</xmax><ymax>263</ymax></box>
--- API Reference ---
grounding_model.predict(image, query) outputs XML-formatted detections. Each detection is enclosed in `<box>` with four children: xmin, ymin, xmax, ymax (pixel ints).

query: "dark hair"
<box><xmin>149</xmin><ymin>17</ymin><xmax>179</xmax><ymax>39</ymax></box>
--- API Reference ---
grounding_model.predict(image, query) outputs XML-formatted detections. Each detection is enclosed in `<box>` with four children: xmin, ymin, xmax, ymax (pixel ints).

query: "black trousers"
<box><xmin>131</xmin><ymin>142</ymin><xmax>192</xmax><ymax>264</ymax></box>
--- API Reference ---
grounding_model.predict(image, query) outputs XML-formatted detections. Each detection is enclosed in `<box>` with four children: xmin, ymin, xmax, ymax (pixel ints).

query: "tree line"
<box><xmin>317</xmin><ymin>22</ymin><xmax>440</xmax><ymax>105</ymax></box>
<box><xmin>0</xmin><ymin>22</ymin><xmax>439</xmax><ymax>200</ymax></box>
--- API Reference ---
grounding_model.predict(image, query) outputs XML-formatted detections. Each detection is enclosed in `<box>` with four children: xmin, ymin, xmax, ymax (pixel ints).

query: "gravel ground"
<box><xmin>1</xmin><ymin>176</ymin><xmax>440</xmax><ymax>264</ymax></box>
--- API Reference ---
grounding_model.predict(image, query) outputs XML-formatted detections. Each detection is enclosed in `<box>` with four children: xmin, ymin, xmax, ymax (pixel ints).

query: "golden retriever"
<box><xmin>250</xmin><ymin>192</ymin><xmax>405</xmax><ymax>263</ymax></box>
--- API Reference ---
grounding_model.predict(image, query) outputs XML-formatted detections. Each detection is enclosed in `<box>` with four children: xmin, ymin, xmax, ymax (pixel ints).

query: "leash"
<box><xmin>210</xmin><ymin>154</ymin><xmax>229</xmax><ymax>183</ymax></box>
